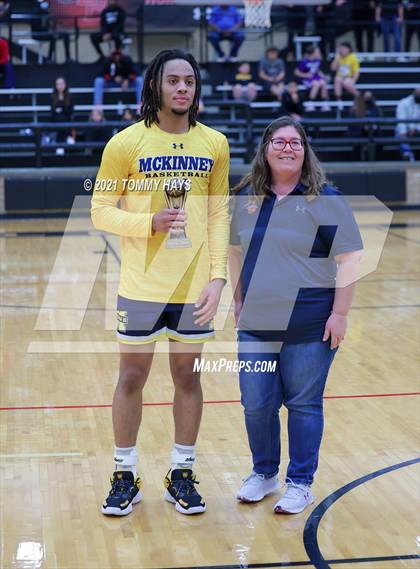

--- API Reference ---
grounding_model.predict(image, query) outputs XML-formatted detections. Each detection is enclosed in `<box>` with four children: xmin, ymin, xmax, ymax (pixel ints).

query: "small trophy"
<box><xmin>164</xmin><ymin>178</ymin><xmax>192</xmax><ymax>249</ymax></box>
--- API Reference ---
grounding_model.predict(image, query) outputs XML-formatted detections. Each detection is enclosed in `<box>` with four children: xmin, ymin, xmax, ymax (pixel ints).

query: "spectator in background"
<box><xmin>353</xmin><ymin>0</ymin><xmax>376</xmax><ymax>53</ymax></box>
<box><xmin>348</xmin><ymin>91</ymin><xmax>381</xmax><ymax>137</ymax></box>
<box><xmin>232</xmin><ymin>62</ymin><xmax>258</xmax><ymax>102</ymax></box>
<box><xmin>121</xmin><ymin>107</ymin><xmax>135</xmax><ymax>125</ymax></box>
<box><xmin>258</xmin><ymin>47</ymin><xmax>285</xmax><ymax>101</ymax></box>
<box><xmin>207</xmin><ymin>4</ymin><xmax>245</xmax><ymax>62</ymax></box>
<box><xmin>31</xmin><ymin>0</ymin><xmax>72</xmax><ymax>63</ymax></box>
<box><xmin>0</xmin><ymin>36</ymin><xmax>15</xmax><ymax>88</ymax></box>
<box><xmin>281</xmin><ymin>81</ymin><xmax>304</xmax><ymax>120</ymax></box>
<box><xmin>90</xmin><ymin>0</ymin><xmax>126</xmax><ymax>61</ymax></box>
<box><xmin>295</xmin><ymin>45</ymin><xmax>330</xmax><ymax>111</ymax></box>
<box><xmin>285</xmin><ymin>6</ymin><xmax>306</xmax><ymax>58</ymax></box>
<box><xmin>315</xmin><ymin>2</ymin><xmax>336</xmax><ymax>57</ymax></box>
<box><xmin>395</xmin><ymin>89</ymin><xmax>420</xmax><ymax>161</ymax></box>
<box><xmin>331</xmin><ymin>42</ymin><xmax>359</xmax><ymax>106</ymax></box>
<box><xmin>375</xmin><ymin>1</ymin><xmax>404</xmax><ymax>53</ymax></box>
<box><xmin>0</xmin><ymin>1</ymin><xmax>10</xmax><ymax>22</ymax></box>
<box><xmin>51</xmin><ymin>76</ymin><xmax>75</xmax><ymax>146</ymax></box>
<box><xmin>404</xmin><ymin>2</ymin><xmax>420</xmax><ymax>52</ymax></box>
<box><xmin>86</xmin><ymin>108</ymin><xmax>111</xmax><ymax>148</ymax></box>
<box><xmin>93</xmin><ymin>49</ymin><xmax>143</xmax><ymax>107</ymax></box>
<box><xmin>335</xmin><ymin>0</ymin><xmax>353</xmax><ymax>41</ymax></box>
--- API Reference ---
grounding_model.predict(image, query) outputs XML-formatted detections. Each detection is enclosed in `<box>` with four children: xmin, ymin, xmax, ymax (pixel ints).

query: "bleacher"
<box><xmin>0</xmin><ymin>1</ymin><xmax>418</xmax><ymax>188</ymax></box>
<box><xmin>0</xmin><ymin>56</ymin><xmax>419</xmax><ymax>167</ymax></box>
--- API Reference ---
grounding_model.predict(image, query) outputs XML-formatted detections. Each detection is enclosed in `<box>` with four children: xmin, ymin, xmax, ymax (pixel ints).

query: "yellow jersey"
<box><xmin>337</xmin><ymin>53</ymin><xmax>360</xmax><ymax>78</ymax></box>
<box><xmin>91</xmin><ymin>120</ymin><xmax>230</xmax><ymax>304</ymax></box>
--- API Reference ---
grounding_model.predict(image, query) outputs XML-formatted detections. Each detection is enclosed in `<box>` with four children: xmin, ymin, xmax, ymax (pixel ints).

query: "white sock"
<box><xmin>170</xmin><ymin>443</ymin><xmax>195</xmax><ymax>471</ymax></box>
<box><xmin>114</xmin><ymin>446</ymin><xmax>138</xmax><ymax>477</ymax></box>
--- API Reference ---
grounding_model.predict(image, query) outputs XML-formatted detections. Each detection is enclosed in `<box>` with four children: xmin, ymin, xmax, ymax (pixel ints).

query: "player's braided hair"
<box><xmin>140</xmin><ymin>49</ymin><xmax>201</xmax><ymax>127</ymax></box>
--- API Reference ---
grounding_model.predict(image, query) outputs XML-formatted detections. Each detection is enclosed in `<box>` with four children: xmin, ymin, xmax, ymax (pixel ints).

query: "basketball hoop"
<box><xmin>243</xmin><ymin>0</ymin><xmax>272</xmax><ymax>28</ymax></box>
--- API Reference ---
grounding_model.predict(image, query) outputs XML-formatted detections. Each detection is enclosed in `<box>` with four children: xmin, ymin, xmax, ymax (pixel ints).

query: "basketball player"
<box><xmin>91</xmin><ymin>49</ymin><xmax>230</xmax><ymax>516</ymax></box>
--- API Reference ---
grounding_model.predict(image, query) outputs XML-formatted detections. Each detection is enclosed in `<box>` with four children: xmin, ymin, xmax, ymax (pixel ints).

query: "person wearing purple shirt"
<box><xmin>208</xmin><ymin>5</ymin><xmax>245</xmax><ymax>62</ymax></box>
<box><xmin>294</xmin><ymin>45</ymin><xmax>330</xmax><ymax>111</ymax></box>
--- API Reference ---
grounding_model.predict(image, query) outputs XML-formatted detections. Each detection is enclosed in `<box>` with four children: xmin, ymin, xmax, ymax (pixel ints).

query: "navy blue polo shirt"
<box><xmin>230</xmin><ymin>184</ymin><xmax>363</xmax><ymax>343</ymax></box>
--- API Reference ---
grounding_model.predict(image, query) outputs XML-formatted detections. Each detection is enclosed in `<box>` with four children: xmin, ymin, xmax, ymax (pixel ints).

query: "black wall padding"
<box><xmin>328</xmin><ymin>170</ymin><xmax>405</xmax><ymax>201</ymax></box>
<box><xmin>5</xmin><ymin>177</ymin><xmax>45</xmax><ymax>210</ymax></box>
<box><xmin>4</xmin><ymin>171</ymin><xmax>406</xmax><ymax>211</ymax></box>
<box><xmin>5</xmin><ymin>177</ymin><xmax>94</xmax><ymax>211</ymax></box>
<box><xmin>45</xmin><ymin>177</ymin><xmax>88</xmax><ymax>209</ymax></box>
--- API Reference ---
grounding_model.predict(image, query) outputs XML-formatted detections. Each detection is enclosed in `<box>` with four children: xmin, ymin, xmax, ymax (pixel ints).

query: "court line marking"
<box><xmin>0</xmin><ymin>221</ymin><xmax>419</xmax><ymax>239</ymax></box>
<box><xmin>0</xmin><ymin>452</ymin><xmax>83</xmax><ymax>458</ymax></box>
<box><xmin>157</xmin><ymin>553</ymin><xmax>420</xmax><ymax>569</ymax></box>
<box><xmin>389</xmin><ymin>222</ymin><xmax>420</xmax><ymax>228</ymax></box>
<box><xmin>102</xmin><ymin>234</ymin><xmax>121</xmax><ymax>265</ymax></box>
<box><xmin>1</xmin><ymin>303</ymin><xmax>419</xmax><ymax>312</ymax></box>
<box><xmin>387</xmin><ymin>230</ymin><xmax>420</xmax><ymax>245</ymax></box>
<box><xmin>303</xmin><ymin>458</ymin><xmax>420</xmax><ymax>569</ymax></box>
<box><xmin>351</xmin><ymin>304</ymin><xmax>419</xmax><ymax>309</ymax></box>
<box><xmin>0</xmin><ymin>392</ymin><xmax>419</xmax><ymax>412</ymax></box>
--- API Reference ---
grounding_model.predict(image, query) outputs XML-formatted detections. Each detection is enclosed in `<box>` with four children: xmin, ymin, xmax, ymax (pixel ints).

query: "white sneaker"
<box><xmin>236</xmin><ymin>472</ymin><xmax>279</xmax><ymax>502</ymax></box>
<box><xmin>274</xmin><ymin>481</ymin><xmax>314</xmax><ymax>514</ymax></box>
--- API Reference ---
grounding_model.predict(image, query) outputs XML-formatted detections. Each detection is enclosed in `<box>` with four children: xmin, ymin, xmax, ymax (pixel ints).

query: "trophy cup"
<box><xmin>164</xmin><ymin>178</ymin><xmax>192</xmax><ymax>249</ymax></box>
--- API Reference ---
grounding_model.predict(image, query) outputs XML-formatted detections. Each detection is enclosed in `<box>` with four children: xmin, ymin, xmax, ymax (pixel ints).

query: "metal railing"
<box><xmin>4</xmin><ymin>9</ymin><xmax>420</xmax><ymax>64</ymax></box>
<box><xmin>0</xmin><ymin>86</ymin><xmax>417</xmax><ymax>123</ymax></box>
<box><xmin>0</xmin><ymin>112</ymin><xmax>418</xmax><ymax>167</ymax></box>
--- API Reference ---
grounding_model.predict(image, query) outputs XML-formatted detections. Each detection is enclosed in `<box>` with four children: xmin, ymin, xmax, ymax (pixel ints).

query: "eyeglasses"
<box><xmin>270</xmin><ymin>138</ymin><xmax>303</xmax><ymax>151</ymax></box>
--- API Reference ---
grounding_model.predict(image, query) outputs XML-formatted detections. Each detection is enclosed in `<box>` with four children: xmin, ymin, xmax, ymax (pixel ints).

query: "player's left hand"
<box><xmin>193</xmin><ymin>279</ymin><xmax>225</xmax><ymax>326</ymax></box>
<box><xmin>323</xmin><ymin>312</ymin><xmax>347</xmax><ymax>350</ymax></box>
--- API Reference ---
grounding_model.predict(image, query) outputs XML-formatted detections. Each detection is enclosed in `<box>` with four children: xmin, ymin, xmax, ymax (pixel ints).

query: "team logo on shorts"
<box><xmin>117</xmin><ymin>310</ymin><xmax>128</xmax><ymax>332</ymax></box>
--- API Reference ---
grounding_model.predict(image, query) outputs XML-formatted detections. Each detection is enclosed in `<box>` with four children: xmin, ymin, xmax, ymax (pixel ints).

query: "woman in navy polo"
<box><xmin>230</xmin><ymin>116</ymin><xmax>363</xmax><ymax>514</ymax></box>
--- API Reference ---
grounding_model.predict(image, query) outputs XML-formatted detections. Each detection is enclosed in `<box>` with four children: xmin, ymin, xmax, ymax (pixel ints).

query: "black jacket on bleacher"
<box><xmin>102</xmin><ymin>53</ymin><xmax>137</xmax><ymax>81</ymax></box>
<box><xmin>100</xmin><ymin>6</ymin><xmax>126</xmax><ymax>35</ymax></box>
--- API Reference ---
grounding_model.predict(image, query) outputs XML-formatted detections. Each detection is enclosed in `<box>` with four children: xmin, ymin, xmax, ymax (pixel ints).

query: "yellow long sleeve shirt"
<box><xmin>91</xmin><ymin>120</ymin><xmax>230</xmax><ymax>304</ymax></box>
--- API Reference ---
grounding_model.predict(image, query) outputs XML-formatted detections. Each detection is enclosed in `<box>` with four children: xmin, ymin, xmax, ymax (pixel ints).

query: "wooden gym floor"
<box><xmin>0</xmin><ymin>209</ymin><xmax>419</xmax><ymax>569</ymax></box>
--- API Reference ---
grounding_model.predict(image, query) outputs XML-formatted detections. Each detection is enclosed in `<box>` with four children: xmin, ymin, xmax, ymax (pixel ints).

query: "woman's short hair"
<box><xmin>234</xmin><ymin>116</ymin><xmax>328</xmax><ymax>197</ymax></box>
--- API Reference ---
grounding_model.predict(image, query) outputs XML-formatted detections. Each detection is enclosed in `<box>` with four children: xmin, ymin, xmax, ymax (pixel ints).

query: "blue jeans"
<box><xmin>396</xmin><ymin>132</ymin><xmax>416</xmax><ymax>160</ymax></box>
<box><xmin>93</xmin><ymin>76</ymin><xmax>144</xmax><ymax>106</ymax></box>
<box><xmin>238</xmin><ymin>332</ymin><xmax>337</xmax><ymax>485</ymax></box>
<box><xmin>207</xmin><ymin>30</ymin><xmax>245</xmax><ymax>58</ymax></box>
<box><xmin>0</xmin><ymin>61</ymin><xmax>15</xmax><ymax>89</ymax></box>
<box><xmin>381</xmin><ymin>17</ymin><xmax>401</xmax><ymax>52</ymax></box>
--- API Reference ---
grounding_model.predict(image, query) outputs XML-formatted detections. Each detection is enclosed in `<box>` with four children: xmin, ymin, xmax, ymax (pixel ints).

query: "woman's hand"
<box><xmin>323</xmin><ymin>312</ymin><xmax>347</xmax><ymax>349</ymax></box>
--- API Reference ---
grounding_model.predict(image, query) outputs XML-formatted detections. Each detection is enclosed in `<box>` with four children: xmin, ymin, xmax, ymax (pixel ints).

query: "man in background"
<box><xmin>91</xmin><ymin>0</ymin><xmax>126</xmax><ymax>61</ymax></box>
<box><xmin>207</xmin><ymin>4</ymin><xmax>245</xmax><ymax>62</ymax></box>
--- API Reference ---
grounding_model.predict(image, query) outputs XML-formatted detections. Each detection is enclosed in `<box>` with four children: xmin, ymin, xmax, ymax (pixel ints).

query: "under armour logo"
<box><xmin>296</xmin><ymin>205</ymin><xmax>307</xmax><ymax>214</ymax></box>
<box><xmin>172</xmin><ymin>143</ymin><xmax>184</xmax><ymax>149</ymax></box>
